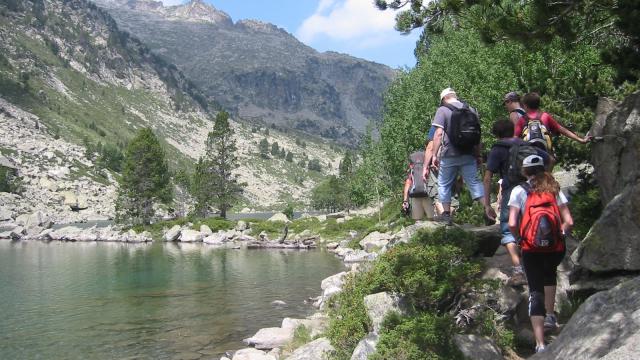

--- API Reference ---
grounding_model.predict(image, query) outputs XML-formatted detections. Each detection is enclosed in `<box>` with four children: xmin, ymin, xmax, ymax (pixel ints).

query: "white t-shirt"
<box><xmin>508</xmin><ymin>182</ymin><xmax>568</xmax><ymax>215</ymax></box>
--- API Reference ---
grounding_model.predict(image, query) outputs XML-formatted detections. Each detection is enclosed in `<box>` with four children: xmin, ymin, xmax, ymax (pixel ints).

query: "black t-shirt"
<box><xmin>486</xmin><ymin>138</ymin><xmax>549</xmax><ymax>190</ymax></box>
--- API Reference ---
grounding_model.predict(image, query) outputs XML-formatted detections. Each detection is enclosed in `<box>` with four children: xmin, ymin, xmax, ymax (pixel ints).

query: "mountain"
<box><xmin>0</xmin><ymin>0</ymin><xmax>343</xmax><ymax>222</ymax></box>
<box><xmin>95</xmin><ymin>0</ymin><xmax>396</xmax><ymax>144</ymax></box>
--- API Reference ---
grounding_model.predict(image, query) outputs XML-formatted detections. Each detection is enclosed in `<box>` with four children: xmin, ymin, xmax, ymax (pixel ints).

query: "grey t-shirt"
<box><xmin>431</xmin><ymin>100</ymin><xmax>479</xmax><ymax>157</ymax></box>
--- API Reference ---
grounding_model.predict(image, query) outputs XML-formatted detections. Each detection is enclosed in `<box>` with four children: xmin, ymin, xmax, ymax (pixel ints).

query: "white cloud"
<box><xmin>297</xmin><ymin>0</ymin><xmax>398</xmax><ymax>46</ymax></box>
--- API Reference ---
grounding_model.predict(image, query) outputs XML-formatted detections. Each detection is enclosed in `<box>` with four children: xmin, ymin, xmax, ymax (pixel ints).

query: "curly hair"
<box><xmin>523</xmin><ymin>165</ymin><xmax>560</xmax><ymax>194</ymax></box>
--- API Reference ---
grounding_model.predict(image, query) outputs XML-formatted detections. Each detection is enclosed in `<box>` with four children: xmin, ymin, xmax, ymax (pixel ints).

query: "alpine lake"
<box><xmin>0</xmin><ymin>241</ymin><xmax>345</xmax><ymax>359</ymax></box>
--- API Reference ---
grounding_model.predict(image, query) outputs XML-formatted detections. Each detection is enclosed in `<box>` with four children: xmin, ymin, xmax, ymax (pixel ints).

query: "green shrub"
<box><xmin>193</xmin><ymin>217</ymin><xmax>234</xmax><ymax>232</ymax></box>
<box><xmin>0</xmin><ymin>167</ymin><xmax>21</xmax><ymax>194</ymax></box>
<box><xmin>284</xmin><ymin>325</ymin><xmax>312</xmax><ymax>353</ymax></box>
<box><xmin>283</xmin><ymin>203</ymin><xmax>294</xmax><ymax>220</ymax></box>
<box><xmin>474</xmin><ymin>309</ymin><xmax>515</xmax><ymax>350</ymax></box>
<box><xmin>370</xmin><ymin>312</ymin><xmax>463</xmax><ymax>360</ymax></box>
<box><xmin>249</xmin><ymin>219</ymin><xmax>286</xmax><ymax>238</ymax></box>
<box><xmin>326</xmin><ymin>227</ymin><xmax>482</xmax><ymax>359</ymax></box>
<box><xmin>453</xmin><ymin>188</ymin><xmax>485</xmax><ymax>226</ymax></box>
<box><xmin>569</xmin><ymin>176</ymin><xmax>602</xmax><ymax>240</ymax></box>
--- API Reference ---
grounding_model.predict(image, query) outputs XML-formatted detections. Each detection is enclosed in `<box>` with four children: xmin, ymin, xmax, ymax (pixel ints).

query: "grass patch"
<box><xmin>249</xmin><ymin>219</ymin><xmax>288</xmax><ymax>239</ymax></box>
<box><xmin>283</xmin><ymin>325</ymin><xmax>313</xmax><ymax>354</ymax></box>
<box><xmin>131</xmin><ymin>216</ymin><xmax>234</xmax><ymax>240</ymax></box>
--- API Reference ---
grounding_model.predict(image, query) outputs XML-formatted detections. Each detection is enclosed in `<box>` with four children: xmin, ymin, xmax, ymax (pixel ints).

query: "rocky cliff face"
<box><xmin>95</xmin><ymin>0</ymin><xmax>396</xmax><ymax>144</ymax></box>
<box><xmin>0</xmin><ymin>0</ymin><xmax>342</xmax><ymax>223</ymax></box>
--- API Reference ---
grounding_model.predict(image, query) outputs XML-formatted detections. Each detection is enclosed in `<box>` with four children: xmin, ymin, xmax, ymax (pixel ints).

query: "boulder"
<box><xmin>316</xmin><ymin>272</ymin><xmax>348</xmax><ymax>308</ymax></box>
<box><xmin>164</xmin><ymin>225</ymin><xmax>181</xmax><ymax>242</ymax></box>
<box><xmin>200</xmin><ymin>224</ymin><xmax>213</xmax><ymax>236</ymax></box>
<box><xmin>236</xmin><ymin>220</ymin><xmax>248</xmax><ymax>231</ymax></box>
<box><xmin>286</xmin><ymin>338</ymin><xmax>334</xmax><ymax>360</ymax></box>
<box><xmin>268</xmin><ymin>212</ymin><xmax>290</xmax><ymax>223</ymax></box>
<box><xmin>358</xmin><ymin>231</ymin><xmax>393</xmax><ymax>253</ymax></box>
<box><xmin>0</xmin><ymin>208</ymin><xmax>13</xmax><ymax>221</ymax></box>
<box><xmin>203</xmin><ymin>232</ymin><xmax>227</xmax><ymax>245</ymax></box>
<box><xmin>179</xmin><ymin>229</ymin><xmax>203</xmax><ymax>242</ymax></box>
<box><xmin>10</xmin><ymin>226</ymin><xmax>25</xmax><ymax>240</ymax></box>
<box><xmin>350</xmin><ymin>333</ymin><xmax>378</xmax><ymax>360</ymax></box>
<box><xmin>534</xmin><ymin>276</ymin><xmax>640</xmax><ymax>360</ymax></box>
<box><xmin>25</xmin><ymin>211</ymin><xmax>52</xmax><ymax>229</ymax></box>
<box><xmin>363</xmin><ymin>292</ymin><xmax>406</xmax><ymax>333</ymax></box>
<box><xmin>243</xmin><ymin>327</ymin><xmax>293</xmax><ymax>350</ymax></box>
<box><xmin>466</xmin><ymin>224</ymin><xmax>502</xmax><ymax>257</ymax></box>
<box><xmin>393</xmin><ymin>221</ymin><xmax>443</xmax><ymax>244</ymax></box>
<box><xmin>39</xmin><ymin>177</ymin><xmax>58</xmax><ymax>192</ymax></box>
<box><xmin>327</xmin><ymin>212</ymin><xmax>346</xmax><ymax>219</ymax></box>
<box><xmin>232</xmin><ymin>348</ymin><xmax>275</xmax><ymax>360</ymax></box>
<box><xmin>343</xmin><ymin>250</ymin><xmax>377</xmax><ymax>263</ymax></box>
<box><xmin>453</xmin><ymin>334</ymin><xmax>502</xmax><ymax>360</ymax></box>
<box><xmin>572</xmin><ymin>182</ymin><xmax>640</xmax><ymax>273</ymax></box>
<box><xmin>62</xmin><ymin>191</ymin><xmax>88</xmax><ymax>210</ymax></box>
<box><xmin>590</xmin><ymin>93</ymin><xmax>640</xmax><ymax>205</ymax></box>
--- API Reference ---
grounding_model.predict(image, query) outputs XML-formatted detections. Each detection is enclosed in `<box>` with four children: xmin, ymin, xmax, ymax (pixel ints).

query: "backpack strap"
<box><xmin>521</xmin><ymin>182</ymin><xmax>532</xmax><ymax>195</ymax></box>
<box><xmin>442</xmin><ymin>103</ymin><xmax>456</xmax><ymax>112</ymax></box>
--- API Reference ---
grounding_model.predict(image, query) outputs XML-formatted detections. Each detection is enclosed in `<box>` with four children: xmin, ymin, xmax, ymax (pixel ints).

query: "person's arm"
<box><xmin>432</xmin><ymin>127</ymin><xmax>443</xmax><ymax>168</ymax></box>
<box><xmin>508</xmin><ymin>206</ymin><xmax>520</xmax><ymax>237</ymax></box>
<box><xmin>513</xmin><ymin>118</ymin><xmax>524</xmax><ymax>138</ymax></box>
<box><xmin>558</xmin><ymin>125</ymin><xmax>590</xmax><ymax>144</ymax></box>
<box><xmin>508</xmin><ymin>111</ymin><xmax>520</xmax><ymax>126</ymax></box>
<box><xmin>483</xmin><ymin>170</ymin><xmax>493</xmax><ymax>211</ymax></box>
<box><xmin>403</xmin><ymin>177</ymin><xmax>411</xmax><ymax>203</ymax></box>
<box><xmin>558</xmin><ymin>202</ymin><xmax>574</xmax><ymax>235</ymax></box>
<box><xmin>422</xmin><ymin>142</ymin><xmax>433</xmax><ymax>180</ymax></box>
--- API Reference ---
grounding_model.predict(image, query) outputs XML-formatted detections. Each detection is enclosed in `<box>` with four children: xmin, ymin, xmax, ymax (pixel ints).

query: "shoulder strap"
<box><xmin>521</xmin><ymin>182</ymin><xmax>532</xmax><ymax>194</ymax></box>
<box><xmin>442</xmin><ymin>103</ymin><xmax>457</xmax><ymax>112</ymax></box>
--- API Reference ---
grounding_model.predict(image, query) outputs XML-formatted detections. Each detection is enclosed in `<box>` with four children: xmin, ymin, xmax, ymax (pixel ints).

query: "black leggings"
<box><xmin>522</xmin><ymin>251</ymin><xmax>565</xmax><ymax>317</ymax></box>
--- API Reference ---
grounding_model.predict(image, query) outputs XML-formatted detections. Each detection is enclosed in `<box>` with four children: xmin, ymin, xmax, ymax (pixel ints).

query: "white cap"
<box><xmin>522</xmin><ymin>154</ymin><xmax>544</xmax><ymax>168</ymax></box>
<box><xmin>440</xmin><ymin>88</ymin><xmax>456</xmax><ymax>101</ymax></box>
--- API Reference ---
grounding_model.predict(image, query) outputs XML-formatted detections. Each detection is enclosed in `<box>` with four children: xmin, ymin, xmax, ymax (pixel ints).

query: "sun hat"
<box><xmin>522</xmin><ymin>154</ymin><xmax>544</xmax><ymax>168</ymax></box>
<box><xmin>440</xmin><ymin>88</ymin><xmax>456</xmax><ymax>101</ymax></box>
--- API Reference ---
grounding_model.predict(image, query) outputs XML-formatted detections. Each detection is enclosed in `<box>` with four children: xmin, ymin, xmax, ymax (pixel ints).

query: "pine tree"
<box><xmin>116</xmin><ymin>128</ymin><xmax>172</xmax><ymax>225</ymax></box>
<box><xmin>194</xmin><ymin>111</ymin><xmax>244</xmax><ymax>219</ymax></box>
<box><xmin>271</xmin><ymin>141</ymin><xmax>280</xmax><ymax>156</ymax></box>
<box><xmin>285</xmin><ymin>151</ymin><xmax>294</xmax><ymax>162</ymax></box>
<box><xmin>259</xmin><ymin>138</ymin><xmax>270</xmax><ymax>159</ymax></box>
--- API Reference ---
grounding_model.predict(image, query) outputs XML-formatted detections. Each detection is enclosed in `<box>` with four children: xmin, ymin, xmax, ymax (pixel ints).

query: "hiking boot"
<box><xmin>544</xmin><ymin>314</ymin><xmax>559</xmax><ymax>332</ymax></box>
<box><xmin>535</xmin><ymin>345</ymin><xmax>546</xmax><ymax>353</ymax></box>
<box><xmin>506</xmin><ymin>271</ymin><xmax>527</xmax><ymax>286</ymax></box>
<box><xmin>435</xmin><ymin>212</ymin><xmax>452</xmax><ymax>225</ymax></box>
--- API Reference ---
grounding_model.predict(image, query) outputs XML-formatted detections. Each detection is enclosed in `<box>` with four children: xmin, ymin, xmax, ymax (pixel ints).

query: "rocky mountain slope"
<box><xmin>94</xmin><ymin>0</ymin><xmax>396</xmax><ymax>144</ymax></box>
<box><xmin>0</xmin><ymin>0</ymin><xmax>342</xmax><ymax>224</ymax></box>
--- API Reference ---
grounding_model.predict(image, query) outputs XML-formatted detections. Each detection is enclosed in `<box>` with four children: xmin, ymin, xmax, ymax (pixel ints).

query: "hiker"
<box><xmin>483</xmin><ymin>119</ymin><xmax>552</xmax><ymax>286</ymax></box>
<box><xmin>403</xmin><ymin>138</ymin><xmax>439</xmax><ymax>220</ymax></box>
<box><xmin>427</xmin><ymin>88</ymin><xmax>495</xmax><ymax>224</ymax></box>
<box><xmin>503</xmin><ymin>92</ymin><xmax>526</xmax><ymax>126</ymax></box>
<box><xmin>508</xmin><ymin>154</ymin><xmax>573</xmax><ymax>353</ymax></box>
<box><xmin>514</xmin><ymin>92</ymin><xmax>591</xmax><ymax>152</ymax></box>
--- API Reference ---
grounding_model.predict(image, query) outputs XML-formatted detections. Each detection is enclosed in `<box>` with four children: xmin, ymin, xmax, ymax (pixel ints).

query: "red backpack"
<box><xmin>519</xmin><ymin>184</ymin><xmax>564</xmax><ymax>253</ymax></box>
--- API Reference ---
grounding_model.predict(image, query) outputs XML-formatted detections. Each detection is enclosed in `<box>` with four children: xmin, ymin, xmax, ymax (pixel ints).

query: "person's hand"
<box><xmin>484</xmin><ymin>206</ymin><xmax>497</xmax><ymax>222</ymax></box>
<box><xmin>402</xmin><ymin>201</ymin><xmax>409</xmax><ymax>212</ymax></box>
<box><xmin>422</xmin><ymin>167</ymin><xmax>429</xmax><ymax>181</ymax></box>
<box><xmin>582</xmin><ymin>135</ymin><xmax>593</xmax><ymax>144</ymax></box>
<box><xmin>432</xmin><ymin>158</ymin><xmax>440</xmax><ymax>171</ymax></box>
<box><xmin>476</xmin><ymin>156</ymin><xmax>482</xmax><ymax>166</ymax></box>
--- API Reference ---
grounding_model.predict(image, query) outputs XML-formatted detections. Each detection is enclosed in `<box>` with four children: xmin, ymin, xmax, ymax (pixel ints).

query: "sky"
<box><xmin>160</xmin><ymin>0</ymin><xmax>421</xmax><ymax>69</ymax></box>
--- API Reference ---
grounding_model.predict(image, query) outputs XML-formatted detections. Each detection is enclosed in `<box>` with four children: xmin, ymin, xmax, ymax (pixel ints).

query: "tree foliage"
<box><xmin>375</xmin><ymin>0</ymin><xmax>640</xmax><ymax>82</ymax></box>
<box><xmin>192</xmin><ymin>111</ymin><xmax>244</xmax><ymax>219</ymax></box>
<box><xmin>116</xmin><ymin>128</ymin><xmax>172</xmax><ymax>225</ymax></box>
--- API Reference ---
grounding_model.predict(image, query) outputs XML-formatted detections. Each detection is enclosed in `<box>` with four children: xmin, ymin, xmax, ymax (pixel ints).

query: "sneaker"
<box><xmin>535</xmin><ymin>345</ymin><xmax>546</xmax><ymax>353</ymax></box>
<box><xmin>506</xmin><ymin>271</ymin><xmax>527</xmax><ymax>286</ymax></box>
<box><xmin>544</xmin><ymin>313</ymin><xmax>558</xmax><ymax>331</ymax></box>
<box><xmin>435</xmin><ymin>211</ymin><xmax>452</xmax><ymax>225</ymax></box>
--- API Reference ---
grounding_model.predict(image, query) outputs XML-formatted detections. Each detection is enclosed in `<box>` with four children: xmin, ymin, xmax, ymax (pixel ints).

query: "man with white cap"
<box><xmin>424</xmin><ymin>88</ymin><xmax>496</xmax><ymax>224</ymax></box>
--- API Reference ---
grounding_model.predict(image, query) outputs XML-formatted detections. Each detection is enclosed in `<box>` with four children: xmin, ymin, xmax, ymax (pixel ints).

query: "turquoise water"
<box><xmin>0</xmin><ymin>241</ymin><xmax>344</xmax><ymax>359</ymax></box>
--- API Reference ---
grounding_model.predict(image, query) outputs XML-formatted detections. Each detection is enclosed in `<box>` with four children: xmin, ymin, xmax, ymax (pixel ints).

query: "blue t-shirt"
<box><xmin>427</xmin><ymin>125</ymin><xmax>437</xmax><ymax>141</ymax></box>
<box><xmin>486</xmin><ymin>138</ymin><xmax>550</xmax><ymax>190</ymax></box>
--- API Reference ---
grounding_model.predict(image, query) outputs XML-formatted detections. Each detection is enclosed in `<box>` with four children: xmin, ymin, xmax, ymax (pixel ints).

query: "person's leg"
<box><xmin>542</xmin><ymin>251</ymin><xmax>565</xmax><ymax>329</ymax></box>
<box><xmin>500</xmin><ymin>186</ymin><xmax>523</xmax><ymax>273</ymax></box>
<box><xmin>522</xmin><ymin>252</ymin><xmax>547</xmax><ymax>350</ymax></box>
<box><xmin>410</xmin><ymin>198</ymin><xmax>425</xmax><ymax>221</ymax></box>
<box><xmin>459</xmin><ymin>155</ymin><xmax>485</xmax><ymax>206</ymax></box>
<box><xmin>420</xmin><ymin>197</ymin><xmax>434</xmax><ymax>220</ymax></box>
<box><xmin>437</xmin><ymin>157</ymin><xmax>458</xmax><ymax>213</ymax></box>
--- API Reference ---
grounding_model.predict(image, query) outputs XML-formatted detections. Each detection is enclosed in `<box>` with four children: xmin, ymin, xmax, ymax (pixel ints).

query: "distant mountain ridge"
<box><xmin>96</xmin><ymin>0</ymin><xmax>396</xmax><ymax>143</ymax></box>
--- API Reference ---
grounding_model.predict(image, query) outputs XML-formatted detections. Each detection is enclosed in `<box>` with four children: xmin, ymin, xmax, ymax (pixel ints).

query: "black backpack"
<box><xmin>408</xmin><ymin>151</ymin><xmax>428</xmax><ymax>198</ymax></box>
<box><xmin>493</xmin><ymin>140</ymin><xmax>540</xmax><ymax>186</ymax></box>
<box><xmin>443</xmin><ymin>103</ymin><xmax>481</xmax><ymax>153</ymax></box>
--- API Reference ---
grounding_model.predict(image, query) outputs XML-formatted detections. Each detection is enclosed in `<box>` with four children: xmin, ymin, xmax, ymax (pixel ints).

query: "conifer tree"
<box><xmin>259</xmin><ymin>138</ymin><xmax>270</xmax><ymax>159</ymax></box>
<box><xmin>116</xmin><ymin>128</ymin><xmax>172</xmax><ymax>225</ymax></box>
<box><xmin>193</xmin><ymin>111</ymin><xmax>244</xmax><ymax>219</ymax></box>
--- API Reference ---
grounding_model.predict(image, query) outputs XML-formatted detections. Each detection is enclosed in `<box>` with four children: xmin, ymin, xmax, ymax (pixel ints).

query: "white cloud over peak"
<box><xmin>297</xmin><ymin>0</ymin><xmax>398</xmax><ymax>47</ymax></box>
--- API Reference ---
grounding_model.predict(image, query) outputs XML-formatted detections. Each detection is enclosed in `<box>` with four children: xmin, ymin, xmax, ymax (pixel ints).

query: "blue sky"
<box><xmin>162</xmin><ymin>0</ymin><xmax>421</xmax><ymax>69</ymax></box>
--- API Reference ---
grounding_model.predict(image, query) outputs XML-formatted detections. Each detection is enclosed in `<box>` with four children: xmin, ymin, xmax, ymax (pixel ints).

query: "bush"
<box><xmin>193</xmin><ymin>217</ymin><xmax>234</xmax><ymax>232</ymax></box>
<box><xmin>283</xmin><ymin>203</ymin><xmax>294</xmax><ymax>220</ymax></box>
<box><xmin>249</xmin><ymin>219</ymin><xmax>287</xmax><ymax>238</ymax></box>
<box><xmin>569</xmin><ymin>175</ymin><xmax>603</xmax><ymax>240</ymax></box>
<box><xmin>0</xmin><ymin>167</ymin><xmax>21</xmax><ymax>194</ymax></box>
<box><xmin>326</xmin><ymin>227</ymin><xmax>482</xmax><ymax>359</ymax></box>
<box><xmin>371</xmin><ymin>312</ymin><xmax>463</xmax><ymax>360</ymax></box>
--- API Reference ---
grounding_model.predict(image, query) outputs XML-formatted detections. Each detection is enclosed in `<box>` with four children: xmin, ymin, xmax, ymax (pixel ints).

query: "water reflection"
<box><xmin>0</xmin><ymin>241</ymin><xmax>344</xmax><ymax>359</ymax></box>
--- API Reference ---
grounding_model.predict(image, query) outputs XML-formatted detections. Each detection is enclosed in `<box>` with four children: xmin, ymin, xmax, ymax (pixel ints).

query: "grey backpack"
<box><xmin>408</xmin><ymin>151</ymin><xmax>428</xmax><ymax>198</ymax></box>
